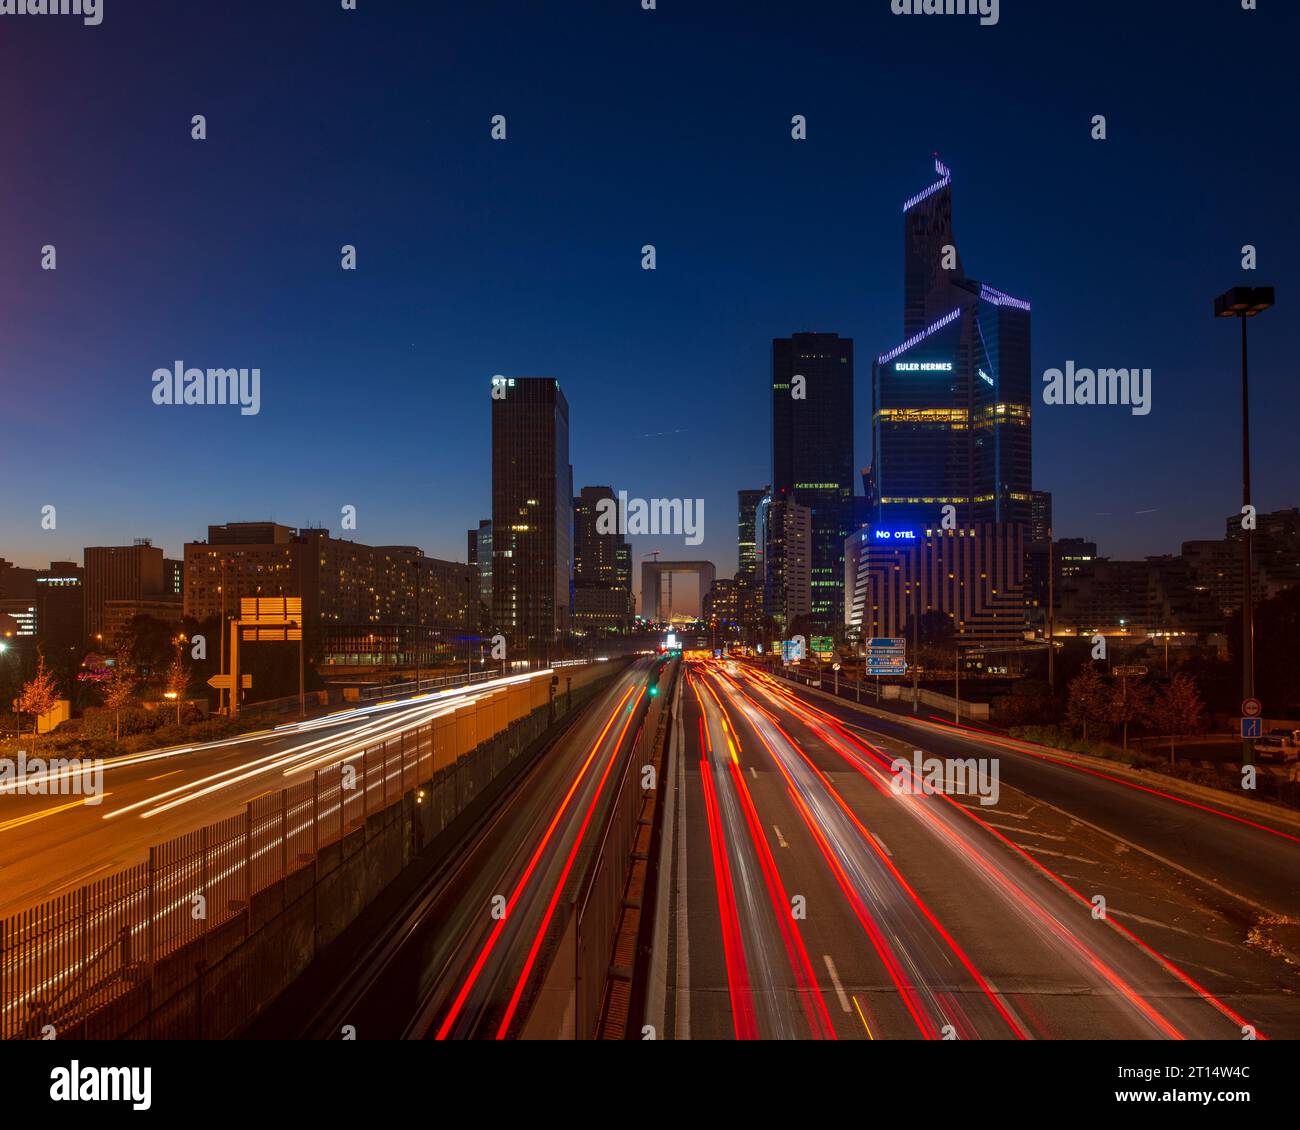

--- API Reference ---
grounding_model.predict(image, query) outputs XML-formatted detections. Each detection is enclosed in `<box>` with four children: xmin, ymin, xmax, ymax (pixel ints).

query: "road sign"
<box><xmin>208</xmin><ymin>674</ymin><xmax>252</xmax><ymax>690</ymax></box>
<box><xmin>1242</xmin><ymin>698</ymin><xmax>1263</xmax><ymax>718</ymax></box>
<box><xmin>1241</xmin><ymin>717</ymin><xmax>1262</xmax><ymax>739</ymax></box>
<box><xmin>239</xmin><ymin>596</ymin><xmax>303</xmax><ymax>641</ymax></box>
<box><xmin>864</xmin><ymin>660</ymin><xmax>907</xmax><ymax>674</ymax></box>
<box><xmin>866</xmin><ymin>638</ymin><xmax>906</xmax><ymax>651</ymax></box>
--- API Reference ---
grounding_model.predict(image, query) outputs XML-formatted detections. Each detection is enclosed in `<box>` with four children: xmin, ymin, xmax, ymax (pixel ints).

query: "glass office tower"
<box><xmin>772</xmin><ymin>333</ymin><xmax>854</xmax><ymax>631</ymax></box>
<box><xmin>874</xmin><ymin>158</ymin><xmax>1033</xmax><ymax>531</ymax></box>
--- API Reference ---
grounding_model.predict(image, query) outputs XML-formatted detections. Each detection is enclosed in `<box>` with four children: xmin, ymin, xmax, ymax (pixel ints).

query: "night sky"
<box><xmin>3</xmin><ymin>0</ymin><xmax>1298</xmax><ymax>597</ymax></box>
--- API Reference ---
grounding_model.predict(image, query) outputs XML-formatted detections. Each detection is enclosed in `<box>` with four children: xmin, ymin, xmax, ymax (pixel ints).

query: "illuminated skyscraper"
<box><xmin>874</xmin><ymin>157</ymin><xmax>1033</xmax><ymax>531</ymax></box>
<box><xmin>572</xmin><ymin>486</ymin><xmax>633</xmax><ymax>632</ymax></box>
<box><xmin>491</xmin><ymin>377</ymin><xmax>572</xmax><ymax>653</ymax></box>
<box><xmin>772</xmin><ymin>333</ymin><xmax>854</xmax><ymax>631</ymax></box>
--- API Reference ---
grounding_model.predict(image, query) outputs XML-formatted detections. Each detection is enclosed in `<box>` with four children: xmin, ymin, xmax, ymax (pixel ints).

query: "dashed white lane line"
<box><xmin>823</xmin><ymin>954</ymin><xmax>851</xmax><ymax>1013</ymax></box>
<box><xmin>986</xmin><ymin>823</ymin><xmax>1066</xmax><ymax>841</ymax></box>
<box><xmin>1017</xmin><ymin>844</ymin><xmax>1101</xmax><ymax>866</ymax></box>
<box><xmin>773</xmin><ymin>825</ymin><xmax>788</xmax><ymax>848</ymax></box>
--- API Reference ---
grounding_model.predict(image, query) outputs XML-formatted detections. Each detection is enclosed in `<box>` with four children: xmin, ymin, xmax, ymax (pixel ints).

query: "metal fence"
<box><xmin>0</xmin><ymin>671</ymin><xmax>613</xmax><ymax>1040</ymax></box>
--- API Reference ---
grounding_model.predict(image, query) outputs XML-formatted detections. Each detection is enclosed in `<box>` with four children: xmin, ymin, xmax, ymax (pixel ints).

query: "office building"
<box><xmin>772</xmin><ymin>333</ymin><xmax>854</xmax><ymax>631</ymax></box>
<box><xmin>761</xmin><ymin>495</ymin><xmax>813</xmax><ymax>632</ymax></box>
<box><xmin>572</xmin><ymin>486</ymin><xmax>633</xmax><ymax>633</ymax></box>
<box><xmin>491</xmin><ymin>377</ymin><xmax>572</xmax><ymax>652</ymax></box>
<box><xmin>184</xmin><ymin>523</ymin><xmax>474</xmax><ymax>666</ymax></box>
<box><xmin>84</xmin><ymin>540</ymin><xmax>166</xmax><ymax>644</ymax></box>
<box><xmin>874</xmin><ymin>158</ymin><xmax>1033</xmax><ymax>531</ymax></box>
<box><xmin>845</xmin><ymin>523</ymin><xmax>1027</xmax><ymax>647</ymax></box>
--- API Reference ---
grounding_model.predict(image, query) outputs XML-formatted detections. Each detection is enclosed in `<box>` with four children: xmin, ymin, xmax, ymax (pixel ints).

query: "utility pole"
<box><xmin>911</xmin><ymin>578</ymin><xmax>920</xmax><ymax>716</ymax></box>
<box><xmin>1239</xmin><ymin>314</ymin><xmax>1256</xmax><ymax>768</ymax></box>
<box><xmin>218</xmin><ymin>557</ymin><xmax>227</xmax><ymax>715</ymax></box>
<box><xmin>954</xmin><ymin>645</ymin><xmax>961</xmax><ymax>725</ymax></box>
<box><xmin>1215</xmin><ymin>285</ymin><xmax>1273</xmax><ymax>769</ymax></box>
<box><xmin>1046</xmin><ymin>528</ymin><xmax>1055</xmax><ymax>693</ymax></box>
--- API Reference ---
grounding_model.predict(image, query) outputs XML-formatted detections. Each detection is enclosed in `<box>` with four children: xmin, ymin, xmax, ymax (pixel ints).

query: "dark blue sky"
<box><xmin>3</xmin><ymin>0</ymin><xmax>1297</xmax><ymax>595</ymax></box>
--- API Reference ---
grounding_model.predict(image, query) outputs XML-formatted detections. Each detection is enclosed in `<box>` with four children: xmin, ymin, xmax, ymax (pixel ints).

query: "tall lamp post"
<box><xmin>1214</xmin><ymin>285</ymin><xmax>1275</xmax><ymax>769</ymax></box>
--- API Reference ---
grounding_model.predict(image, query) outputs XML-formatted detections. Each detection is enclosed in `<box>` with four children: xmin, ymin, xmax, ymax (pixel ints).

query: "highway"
<box><xmin>0</xmin><ymin>670</ymin><xmax>554</xmax><ymax>921</ymax></box>
<box><xmin>663</xmin><ymin>659</ymin><xmax>1300</xmax><ymax>1040</ymax></box>
<box><xmin>263</xmin><ymin>656</ymin><xmax>657</xmax><ymax>1040</ymax></box>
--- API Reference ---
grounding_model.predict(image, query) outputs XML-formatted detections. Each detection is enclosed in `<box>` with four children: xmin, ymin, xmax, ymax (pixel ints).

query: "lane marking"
<box><xmin>0</xmin><ymin>794</ymin><xmax>111</xmax><ymax>834</ymax></box>
<box><xmin>49</xmin><ymin>860</ymin><xmax>117</xmax><ymax>893</ymax></box>
<box><xmin>851</xmin><ymin>994</ymin><xmax>875</xmax><ymax>1039</ymax></box>
<box><xmin>1017</xmin><ymin>845</ymin><xmax>1101</xmax><ymax>866</ymax></box>
<box><xmin>986</xmin><ymin>823</ymin><xmax>1066</xmax><ymax>842</ymax></box>
<box><xmin>773</xmin><ymin>824</ymin><xmax>788</xmax><ymax>849</ymax></box>
<box><xmin>842</xmin><ymin>713</ymin><xmax>1288</xmax><ymax>918</ymax></box>
<box><xmin>823</xmin><ymin>954</ymin><xmax>851</xmax><ymax>1013</ymax></box>
<box><xmin>749</xmin><ymin>766</ymin><xmax>758</xmax><ymax>781</ymax></box>
<box><xmin>147</xmin><ymin>770</ymin><xmax>184</xmax><ymax>782</ymax></box>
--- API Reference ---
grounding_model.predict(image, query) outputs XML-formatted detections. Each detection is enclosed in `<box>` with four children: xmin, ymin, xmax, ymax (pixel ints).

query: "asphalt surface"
<box><xmin>664</xmin><ymin>660</ymin><xmax>1300</xmax><ymax>1040</ymax></box>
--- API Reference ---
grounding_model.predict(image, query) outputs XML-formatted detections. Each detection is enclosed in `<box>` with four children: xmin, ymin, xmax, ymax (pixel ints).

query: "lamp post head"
<box><xmin>1214</xmin><ymin>286</ymin><xmax>1275</xmax><ymax>318</ymax></box>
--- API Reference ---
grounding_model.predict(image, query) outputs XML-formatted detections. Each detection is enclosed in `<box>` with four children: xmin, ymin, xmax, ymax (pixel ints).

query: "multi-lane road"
<box><xmin>258</xmin><ymin>656</ymin><xmax>656</xmax><ymax>1040</ymax></box>
<box><xmin>0</xmin><ymin>670</ymin><xmax>550</xmax><ymax>920</ymax></box>
<box><xmin>659</xmin><ymin>659</ymin><xmax>1300</xmax><ymax>1040</ymax></box>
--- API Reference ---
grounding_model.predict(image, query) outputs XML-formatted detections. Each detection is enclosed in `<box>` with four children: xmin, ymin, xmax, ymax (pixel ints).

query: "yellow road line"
<box><xmin>851</xmin><ymin>994</ymin><xmax>875</xmax><ymax>1040</ymax></box>
<box><xmin>0</xmin><ymin>794</ymin><xmax>111</xmax><ymax>833</ymax></box>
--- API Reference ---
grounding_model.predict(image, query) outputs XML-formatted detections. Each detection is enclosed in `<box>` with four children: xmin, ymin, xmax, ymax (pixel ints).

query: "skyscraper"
<box><xmin>470</xmin><ymin>519</ymin><xmax>493</xmax><ymax>625</ymax></box>
<box><xmin>736</xmin><ymin>487</ymin><xmax>769</xmax><ymax>638</ymax></box>
<box><xmin>491</xmin><ymin>377</ymin><xmax>572</xmax><ymax>654</ymax></box>
<box><xmin>874</xmin><ymin>157</ymin><xmax>1033</xmax><ymax>531</ymax></box>
<box><xmin>772</xmin><ymin>333</ymin><xmax>854</xmax><ymax>632</ymax></box>
<box><xmin>737</xmin><ymin>488</ymin><xmax>767</xmax><ymax>582</ymax></box>
<box><xmin>761</xmin><ymin>496</ymin><xmax>813</xmax><ymax>632</ymax></box>
<box><xmin>572</xmin><ymin>486</ymin><xmax>633</xmax><ymax>632</ymax></box>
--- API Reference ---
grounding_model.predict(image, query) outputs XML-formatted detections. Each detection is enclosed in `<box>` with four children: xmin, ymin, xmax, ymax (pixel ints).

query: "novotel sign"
<box><xmin>894</xmin><ymin>361</ymin><xmax>953</xmax><ymax>372</ymax></box>
<box><xmin>872</xmin><ymin>529</ymin><xmax>917</xmax><ymax>541</ymax></box>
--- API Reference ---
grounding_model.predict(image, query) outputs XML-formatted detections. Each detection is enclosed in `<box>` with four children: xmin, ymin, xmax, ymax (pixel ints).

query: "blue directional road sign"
<box><xmin>1241</xmin><ymin>716</ymin><xmax>1262</xmax><ymax>739</ymax></box>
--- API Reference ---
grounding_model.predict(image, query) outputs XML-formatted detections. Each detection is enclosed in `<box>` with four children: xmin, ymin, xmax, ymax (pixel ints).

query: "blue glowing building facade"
<box><xmin>873</xmin><ymin>158</ymin><xmax>1033</xmax><ymax>531</ymax></box>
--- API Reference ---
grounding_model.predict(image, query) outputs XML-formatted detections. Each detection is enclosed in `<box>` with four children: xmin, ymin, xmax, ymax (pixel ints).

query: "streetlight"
<box><xmin>1214</xmin><ymin>284</ymin><xmax>1275</xmax><ymax>768</ymax></box>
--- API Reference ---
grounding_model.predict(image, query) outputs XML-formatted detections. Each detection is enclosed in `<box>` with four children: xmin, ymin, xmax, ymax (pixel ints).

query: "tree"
<box><xmin>165</xmin><ymin>649</ymin><xmax>190</xmax><ymax>725</ymax></box>
<box><xmin>903</xmin><ymin>609</ymin><xmax>956</xmax><ymax>671</ymax></box>
<box><xmin>1106</xmin><ymin>673</ymin><xmax>1154</xmax><ymax>753</ymax></box>
<box><xmin>102</xmin><ymin>647</ymin><xmax>136</xmax><ymax>741</ymax></box>
<box><xmin>1151</xmin><ymin>672</ymin><xmax>1208</xmax><ymax>765</ymax></box>
<box><xmin>17</xmin><ymin>656</ymin><xmax>60</xmax><ymax>746</ymax></box>
<box><xmin>1065</xmin><ymin>664</ymin><xmax>1108</xmax><ymax>741</ymax></box>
